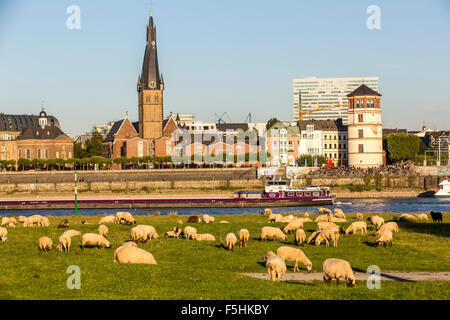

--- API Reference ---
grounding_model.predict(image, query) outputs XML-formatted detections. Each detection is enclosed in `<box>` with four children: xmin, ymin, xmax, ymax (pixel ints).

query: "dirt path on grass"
<box><xmin>241</xmin><ymin>272</ymin><xmax>450</xmax><ymax>282</ymax></box>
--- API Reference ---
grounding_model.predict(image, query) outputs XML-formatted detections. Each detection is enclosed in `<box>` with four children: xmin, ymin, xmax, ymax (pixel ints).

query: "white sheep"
<box><xmin>8</xmin><ymin>223</ymin><xmax>16</xmax><ymax>228</ymax></box>
<box><xmin>114</xmin><ymin>246</ymin><xmax>157</xmax><ymax>264</ymax></box>
<box><xmin>225</xmin><ymin>233</ymin><xmax>237</xmax><ymax>250</ymax></box>
<box><xmin>135</xmin><ymin>225</ymin><xmax>159</xmax><ymax>240</ymax></box>
<box><xmin>260</xmin><ymin>226</ymin><xmax>287</xmax><ymax>242</ymax></box>
<box><xmin>304</xmin><ymin>212</ymin><xmax>310</xmax><ymax>218</ymax></box>
<box><xmin>277</xmin><ymin>246</ymin><xmax>312</xmax><ymax>272</ymax></box>
<box><xmin>99</xmin><ymin>215</ymin><xmax>117</xmax><ymax>225</ymax></box>
<box><xmin>317</xmin><ymin>221</ymin><xmax>340</xmax><ymax>231</ymax></box>
<box><xmin>264</xmin><ymin>208</ymin><xmax>272</xmax><ymax>216</ymax></box>
<box><xmin>315</xmin><ymin>227</ymin><xmax>340</xmax><ymax>247</ymax></box>
<box><xmin>238</xmin><ymin>229</ymin><xmax>249</xmax><ymax>247</ymax></box>
<box><xmin>368</xmin><ymin>215</ymin><xmax>384</xmax><ymax>229</ymax></box>
<box><xmin>322</xmin><ymin>258</ymin><xmax>356</xmax><ymax>287</ymax></box>
<box><xmin>219</xmin><ymin>220</ymin><xmax>229</xmax><ymax>224</ymax></box>
<box><xmin>98</xmin><ymin>224</ymin><xmax>108</xmax><ymax>238</ymax></box>
<box><xmin>375</xmin><ymin>222</ymin><xmax>399</xmax><ymax>238</ymax></box>
<box><xmin>81</xmin><ymin>233</ymin><xmax>111</xmax><ymax>249</ymax></box>
<box><xmin>415</xmin><ymin>213</ymin><xmax>428</xmax><ymax>221</ymax></box>
<box><xmin>329</xmin><ymin>217</ymin><xmax>347</xmax><ymax>223</ymax></box>
<box><xmin>314</xmin><ymin>214</ymin><xmax>331</xmax><ymax>223</ymax></box>
<box><xmin>0</xmin><ymin>227</ymin><xmax>7</xmax><ymax>241</ymax></box>
<box><xmin>263</xmin><ymin>250</ymin><xmax>276</xmax><ymax>261</ymax></box>
<box><xmin>57</xmin><ymin>234</ymin><xmax>71</xmax><ymax>252</ymax></box>
<box><xmin>39</xmin><ymin>236</ymin><xmax>53</xmax><ymax>252</ymax></box>
<box><xmin>294</xmin><ymin>229</ymin><xmax>306</xmax><ymax>246</ymax></box>
<box><xmin>202</xmin><ymin>214</ymin><xmax>215</xmax><ymax>224</ymax></box>
<box><xmin>194</xmin><ymin>233</ymin><xmax>216</xmax><ymax>241</ymax></box>
<box><xmin>356</xmin><ymin>213</ymin><xmax>364</xmax><ymax>220</ymax></box>
<box><xmin>345</xmin><ymin>221</ymin><xmax>368</xmax><ymax>235</ymax></box>
<box><xmin>319</xmin><ymin>208</ymin><xmax>332</xmax><ymax>215</ymax></box>
<box><xmin>62</xmin><ymin>229</ymin><xmax>81</xmax><ymax>238</ymax></box>
<box><xmin>268</xmin><ymin>213</ymin><xmax>283</xmax><ymax>223</ymax></box>
<box><xmin>399</xmin><ymin>214</ymin><xmax>416</xmax><ymax>222</ymax></box>
<box><xmin>333</xmin><ymin>208</ymin><xmax>346</xmax><ymax>219</ymax></box>
<box><xmin>41</xmin><ymin>217</ymin><xmax>50</xmax><ymax>227</ymax></box>
<box><xmin>376</xmin><ymin>229</ymin><xmax>393</xmax><ymax>247</ymax></box>
<box><xmin>266</xmin><ymin>255</ymin><xmax>287</xmax><ymax>282</ymax></box>
<box><xmin>307</xmin><ymin>230</ymin><xmax>321</xmax><ymax>244</ymax></box>
<box><xmin>18</xmin><ymin>216</ymin><xmax>26</xmax><ymax>223</ymax></box>
<box><xmin>116</xmin><ymin>211</ymin><xmax>136</xmax><ymax>225</ymax></box>
<box><xmin>113</xmin><ymin>241</ymin><xmax>138</xmax><ymax>260</ymax></box>
<box><xmin>1</xmin><ymin>217</ymin><xmax>10</xmax><ymax>227</ymax></box>
<box><xmin>184</xmin><ymin>226</ymin><xmax>198</xmax><ymax>240</ymax></box>
<box><xmin>282</xmin><ymin>219</ymin><xmax>304</xmax><ymax>234</ymax></box>
<box><xmin>164</xmin><ymin>227</ymin><xmax>183</xmax><ymax>239</ymax></box>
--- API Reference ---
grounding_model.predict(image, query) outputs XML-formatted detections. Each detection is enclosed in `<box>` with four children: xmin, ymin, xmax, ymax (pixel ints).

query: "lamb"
<box><xmin>194</xmin><ymin>233</ymin><xmax>216</xmax><ymax>241</ymax></box>
<box><xmin>184</xmin><ymin>226</ymin><xmax>198</xmax><ymax>240</ymax></box>
<box><xmin>187</xmin><ymin>215</ymin><xmax>201</xmax><ymax>223</ymax></box>
<box><xmin>322</xmin><ymin>258</ymin><xmax>356</xmax><ymax>287</ymax></box>
<box><xmin>375</xmin><ymin>222</ymin><xmax>399</xmax><ymax>238</ymax></box>
<box><xmin>277</xmin><ymin>246</ymin><xmax>312</xmax><ymax>271</ymax></box>
<box><xmin>114</xmin><ymin>246</ymin><xmax>157</xmax><ymax>264</ymax></box>
<box><xmin>430</xmin><ymin>211</ymin><xmax>443</xmax><ymax>223</ymax></box>
<box><xmin>202</xmin><ymin>214</ymin><xmax>215</xmax><ymax>224</ymax></box>
<box><xmin>399</xmin><ymin>213</ymin><xmax>416</xmax><ymax>222</ymax></box>
<box><xmin>57</xmin><ymin>219</ymin><xmax>69</xmax><ymax>228</ymax></box>
<box><xmin>307</xmin><ymin>230</ymin><xmax>321</xmax><ymax>244</ymax></box>
<box><xmin>135</xmin><ymin>225</ymin><xmax>159</xmax><ymax>240</ymax></box>
<box><xmin>99</xmin><ymin>215</ymin><xmax>117</xmax><ymax>225</ymax></box>
<box><xmin>294</xmin><ymin>229</ymin><xmax>306</xmax><ymax>246</ymax></box>
<box><xmin>314</xmin><ymin>214</ymin><xmax>331</xmax><ymax>223</ymax></box>
<box><xmin>376</xmin><ymin>229</ymin><xmax>393</xmax><ymax>247</ymax></box>
<box><xmin>98</xmin><ymin>224</ymin><xmax>108</xmax><ymax>238</ymax></box>
<box><xmin>260</xmin><ymin>226</ymin><xmax>287</xmax><ymax>242</ymax></box>
<box><xmin>282</xmin><ymin>219</ymin><xmax>304</xmax><ymax>234</ymax></box>
<box><xmin>315</xmin><ymin>227</ymin><xmax>340</xmax><ymax>247</ymax></box>
<box><xmin>238</xmin><ymin>229</ymin><xmax>249</xmax><ymax>247</ymax></box>
<box><xmin>62</xmin><ymin>229</ymin><xmax>81</xmax><ymax>238</ymax></box>
<box><xmin>38</xmin><ymin>236</ymin><xmax>53</xmax><ymax>252</ymax></box>
<box><xmin>367</xmin><ymin>215</ymin><xmax>384</xmax><ymax>229</ymax></box>
<box><xmin>266</xmin><ymin>255</ymin><xmax>287</xmax><ymax>282</ymax></box>
<box><xmin>0</xmin><ymin>227</ymin><xmax>7</xmax><ymax>241</ymax></box>
<box><xmin>81</xmin><ymin>233</ymin><xmax>111</xmax><ymax>249</ymax></box>
<box><xmin>415</xmin><ymin>214</ymin><xmax>428</xmax><ymax>221</ymax></box>
<box><xmin>164</xmin><ymin>227</ymin><xmax>183</xmax><ymax>239</ymax></box>
<box><xmin>57</xmin><ymin>234</ymin><xmax>71</xmax><ymax>252</ymax></box>
<box><xmin>1</xmin><ymin>217</ymin><xmax>10</xmax><ymax>227</ymax></box>
<box><xmin>356</xmin><ymin>213</ymin><xmax>364</xmax><ymax>220</ymax></box>
<box><xmin>225</xmin><ymin>233</ymin><xmax>237</xmax><ymax>250</ymax></box>
<box><xmin>333</xmin><ymin>208</ymin><xmax>346</xmax><ymax>219</ymax></box>
<box><xmin>345</xmin><ymin>221</ymin><xmax>368</xmax><ymax>235</ymax></box>
<box><xmin>319</xmin><ymin>208</ymin><xmax>332</xmax><ymax>215</ymax></box>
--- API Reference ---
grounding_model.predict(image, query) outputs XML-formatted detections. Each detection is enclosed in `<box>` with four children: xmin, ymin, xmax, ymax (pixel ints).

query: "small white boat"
<box><xmin>434</xmin><ymin>180</ymin><xmax>450</xmax><ymax>198</ymax></box>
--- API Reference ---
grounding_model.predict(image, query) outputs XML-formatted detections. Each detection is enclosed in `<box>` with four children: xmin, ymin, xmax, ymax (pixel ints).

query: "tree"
<box><xmin>84</xmin><ymin>130</ymin><xmax>103</xmax><ymax>156</ymax></box>
<box><xmin>383</xmin><ymin>134</ymin><xmax>420</xmax><ymax>164</ymax></box>
<box><xmin>266</xmin><ymin>118</ymin><xmax>279</xmax><ymax>130</ymax></box>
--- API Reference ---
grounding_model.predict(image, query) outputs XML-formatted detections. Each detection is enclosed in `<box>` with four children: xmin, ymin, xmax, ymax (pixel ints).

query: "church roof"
<box><xmin>16</xmin><ymin>125</ymin><xmax>66</xmax><ymax>140</ymax></box>
<box><xmin>0</xmin><ymin>114</ymin><xmax>60</xmax><ymax>132</ymax></box>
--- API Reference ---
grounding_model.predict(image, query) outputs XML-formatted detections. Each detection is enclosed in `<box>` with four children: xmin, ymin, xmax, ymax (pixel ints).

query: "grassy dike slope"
<box><xmin>0</xmin><ymin>213</ymin><xmax>449</xmax><ymax>299</ymax></box>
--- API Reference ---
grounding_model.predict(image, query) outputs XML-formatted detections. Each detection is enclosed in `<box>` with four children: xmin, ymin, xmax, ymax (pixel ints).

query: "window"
<box><xmin>296</xmin><ymin>192</ymin><xmax>303</xmax><ymax>196</ymax></box>
<box><xmin>288</xmin><ymin>192</ymin><xmax>294</xmax><ymax>197</ymax></box>
<box><xmin>305</xmin><ymin>192</ymin><xmax>311</xmax><ymax>196</ymax></box>
<box><xmin>358</xmin><ymin>114</ymin><xmax>364</xmax><ymax>123</ymax></box>
<box><xmin>334</xmin><ymin>144</ymin><xmax>337</xmax><ymax>149</ymax></box>
<box><xmin>358</xmin><ymin>144</ymin><xmax>364</xmax><ymax>153</ymax></box>
<box><xmin>37</xmin><ymin>149</ymin><xmax>41</xmax><ymax>159</ymax></box>
<box><xmin>45</xmin><ymin>149</ymin><xmax>48</xmax><ymax>159</ymax></box>
<box><xmin>356</xmin><ymin>100</ymin><xmax>360</xmax><ymax>108</ymax></box>
<box><xmin>313</xmin><ymin>192</ymin><xmax>320</xmax><ymax>197</ymax></box>
<box><xmin>358</xmin><ymin>129</ymin><xmax>364</xmax><ymax>138</ymax></box>
<box><xmin>26</xmin><ymin>149</ymin><xmax>30</xmax><ymax>159</ymax></box>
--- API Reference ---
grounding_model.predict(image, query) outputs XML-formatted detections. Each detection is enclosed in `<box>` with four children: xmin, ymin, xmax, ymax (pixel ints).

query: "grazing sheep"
<box><xmin>7</xmin><ymin>223</ymin><xmax>15</xmax><ymax>228</ymax></box>
<box><xmin>333</xmin><ymin>208</ymin><xmax>346</xmax><ymax>219</ymax></box>
<box><xmin>315</xmin><ymin>227</ymin><xmax>340</xmax><ymax>247</ymax></box>
<box><xmin>294</xmin><ymin>229</ymin><xmax>306</xmax><ymax>246</ymax></box>
<box><xmin>81</xmin><ymin>220</ymin><xmax>90</xmax><ymax>225</ymax></box>
<box><xmin>9</xmin><ymin>217</ymin><xmax>17</xmax><ymax>225</ymax></box>
<box><xmin>27</xmin><ymin>215</ymin><xmax>44</xmax><ymax>226</ymax></box>
<box><xmin>283</xmin><ymin>219</ymin><xmax>304</xmax><ymax>234</ymax></box>
<box><xmin>57</xmin><ymin>234</ymin><xmax>71</xmax><ymax>252</ymax></box>
<box><xmin>322</xmin><ymin>258</ymin><xmax>355</xmax><ymax>287</ymax></box>
<box><xmin>260</xmin><ymin>226</ymin><xmax>287</xmax><ymax>242</ymax></box>
<box><xmin>116</xmin><ymin>212</ymin><xmax>136</xmax><ymax>225</ymax></box>
<box><xmin>304</xmin><ymin>212</ymin><xmax>310</xmax><ymax>218</ymax></box>
<box><xmin>319</xmin><ymin>208</ymin><xmax>332</xmax><ymax>215</ymax></box>
<box><xmin>375</xmin><ymin>222</ymin><xmax>399</xmax><ymax>238</ymax></box>
<box><xmin>264</xmin><ymin>208</ymin><xmax>272</xmax><ymax>216</ymax></box>
<box><xmin>0</xmin><ymin>227</ymin><xmax>7</xmax><ymax>241</ymax></box>
<box><xmin>187</xmin><ymin>215</ymin><xmax>201</xmax><ymax>223</ymax></box>
<box><xmin>39</xmin><ymin>236</ymin><xmax>53</xmax><ymax>252</ymax></box>
<box><xmin>62</xmin><ymin>229</ymin><xmax>81</xmax><ymax>238</ymax></box>
<box><xmin>238</xmin><ymin>229</ymin><xmax>250</xmax><ymax>247</ymax></box>
<box><xmin>194</xmin><ymin>233</ymin><xmax>216</xmax><ymax>241</ymax></box>
<box><xmin>225</xmin><ymin>233</ymin><xmax>237</xmax><ymax>250</ymax></box>
<box><xmin>317</xmin><ymin>221</ymin><xmax>340</xmax><ymax>231</ymax></box>
<box><xmin>307</xmin><ymin>230</ymin><xmax>321</xmax><ymax>244</ymax></box>
<box><xmin>114</xmin><ymin>246</ymin><xmax>157</xmax><ymax>264</ymax></box>
<box><xmin>135</xmin><ymin>225</ymin><xmax>159</xmax><ymax>240</ymax></box>
<box><xmin>367</xmin><ymin>216</ymin><xmax>384</xmax><ymax>229</ymax></box>
<box><xmin>1</xmin><ymin>217</ymin><xmax>10</xmax><ymax>227</ymax></box>
<box><xmin>98</xmin><ymin>224</ymin><xmax>108</xmax><ymax>238</ymax></box>
<box><xmin>329</xmin><ymin>217</ymin><xmax>347</xmax><ymax>223</ymax></box>
<box><xmin>164</xmin><ymin>227</ymin><xmax>183</xmax><ymax>239</ymax></box>
<box><xmin>57</xmin><ymin>219</ymin><xmax>69</xmax><ymax>228</ymax></box>
<box><xmin>263</xmin><ymin>250</ymin><xmax>276</xmax><ymax>261</ymax></box>
<box><xmin>399</xmin><ymin>213</ymin><xmax>416</xmax><ymax>222</ymax></box>
<box><xmin>81</xmin><ymin>233</ymin><xmax>111</xmax><ymax>249</ymax></box>
<box><xmin>345</xmin><ymin>221</ymin><xmax>368</xmax><ymax>235</ymax></box>
<box><xmin>277</xmin><ymin>246</ymin><xmax>312</xmax><ymax>272</ymax></box>
<box><xmin>415</xmin><ymin>214</ymin><xmax>428</xmax><ymax>221</ymax></box>
<box><xmin>356</xmin><ymin>213</ymin><xmax>364</xmax><ymax>220</ymax></box>
<box><xmin>266</xmin><ymin>255</ymin><xmax>287</xmax><ymax>282</ymax></box>
<box><xmin>430</xmin><ymin>211</ymin><xmax>443</xmax><ymax>223</ymax></box>
<box><xmin>269</xmin><ymin>213</ymin><xmax>283</xmax><ymax>223</ymax></box>
<box><xmin>177</xmin><ymin>220</ymin><xmax>183</xmax><ymax>225</ymax></box>
<box><xmin>18</xmin><ymin>216</ymin><xmax>26</xmax><ymax>223</ymax></box>
<box><xmin>376</xmin><ymin>230</ymin><xmax>393</xmax><ymax>247</ymax></box>
<box><xmin>314</xmin><ymin>214</ymin><xmax>331</xmax><ymax>223</ymax></box>
<box><xmin>302</xmin><ymin>217</ymin><xmax>313</xmax><ymax>222</ymax></box>
<box><xmin>219</xmin><ymin>220</ymin><xmax>229</xmax><ymax>224</ymax></box>
<box><xmin>184</xmin><ymin>226</ymin><xmax>198</xmax><ymax>240</ymax></box>
<box><xmin>202</xmin><ymin>214</ymin><xmax>215</xmax><ymax>224</ymax></box>
<box><xmin>131</xmin><ymin>227</ymin><xmax>148</xmax><ymax>243</ymax></box>
<box><xmin>99</xmin><ymin>215</ymin><xmax>117</xmax><ymax>225</ymax></box>
<box><xmin>279</xmin><ymin>215</ymin><xmax>295</xmax><ymax>223</ymax></box>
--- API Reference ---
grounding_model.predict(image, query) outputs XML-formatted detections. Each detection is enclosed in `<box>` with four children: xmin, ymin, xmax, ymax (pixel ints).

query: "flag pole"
<box><xmin>74</xmin><ymin>170</ymin><xmax>78</xmax><ymax>216</ymax></box>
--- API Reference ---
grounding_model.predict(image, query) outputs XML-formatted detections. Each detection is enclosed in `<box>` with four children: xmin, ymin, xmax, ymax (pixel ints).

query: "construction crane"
<box><xmin>296</xmin><ymin>103</ymin><xmax>345</xmax><ymax>121</ymax></box>
<box><xmin>215</xmin><ymin>112</ymin><xmax>231</xmax><ymax>124</ymax></box>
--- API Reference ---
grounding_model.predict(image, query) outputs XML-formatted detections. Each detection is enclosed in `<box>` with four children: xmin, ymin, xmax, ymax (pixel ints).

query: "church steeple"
<box><xmin>138</xmin><ymin>14</ymin><xmax>162</xmax><ymax>92</ymax></box>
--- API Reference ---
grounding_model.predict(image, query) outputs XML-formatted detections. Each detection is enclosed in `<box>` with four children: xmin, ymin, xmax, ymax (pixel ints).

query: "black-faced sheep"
<box><xmin>430</xmin><ymin>211</ymin><xmax>443</xmax><ymax>223</ymax></box>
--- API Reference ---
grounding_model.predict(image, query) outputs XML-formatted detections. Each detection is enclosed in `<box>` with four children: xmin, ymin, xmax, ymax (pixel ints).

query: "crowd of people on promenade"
<box><xmin>307</xmin><ymin>161</ymin><xmax>416</xmax><ymax>177</ymax></box>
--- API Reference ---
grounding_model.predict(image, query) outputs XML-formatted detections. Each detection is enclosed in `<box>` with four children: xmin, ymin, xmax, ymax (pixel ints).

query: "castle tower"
<box><xmin>137</xmin><ymin>12</ymin><xmax>164</xmax><ymax>141</ymax></box>
<box><xmin>347</xmin><ymin>84</ymin><xmax>383</xmax><ymax>168</ymax></box>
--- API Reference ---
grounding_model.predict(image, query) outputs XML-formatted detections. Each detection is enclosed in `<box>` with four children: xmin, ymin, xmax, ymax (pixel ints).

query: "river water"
<box><xmin>1</xmin><ymin>198</ymin><xmax>449</xmax><ymax>217</ymax></box>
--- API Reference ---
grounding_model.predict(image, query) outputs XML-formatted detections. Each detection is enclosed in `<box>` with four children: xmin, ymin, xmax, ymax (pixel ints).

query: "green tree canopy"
<box><xmin>266</xmin><ymin>118</ymin><xmax>279</xmax><ymax>130</ymax></box>
<box><xmin>383</xmin><ymin>134</ymin><xmax>420</xmax><ymax>163</ymax></box>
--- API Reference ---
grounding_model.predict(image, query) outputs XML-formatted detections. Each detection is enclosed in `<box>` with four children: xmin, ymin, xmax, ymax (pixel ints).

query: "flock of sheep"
<box><xmin>0</xmin><ymin>208</ymin><xmax>441</xmax><ymax>287</ymax></box>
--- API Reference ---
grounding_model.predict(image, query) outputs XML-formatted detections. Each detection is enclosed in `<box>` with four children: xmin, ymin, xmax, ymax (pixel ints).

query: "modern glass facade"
<box><xmin>293</xmin><ymin>77</ymin><xmax>379</xmax><ymax>124</ymax></box>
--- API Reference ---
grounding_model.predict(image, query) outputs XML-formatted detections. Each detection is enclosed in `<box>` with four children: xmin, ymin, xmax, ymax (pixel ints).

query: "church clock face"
<box><xmin>149</xmin><ymin>81</ymin><xmax>156</xmax><ymax>88</ymax></box>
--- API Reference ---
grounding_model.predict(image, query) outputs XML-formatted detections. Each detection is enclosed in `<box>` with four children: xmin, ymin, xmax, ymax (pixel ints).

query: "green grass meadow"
<box><xmin>0</xmin><ymin>212</ymin><xmax>449</xmax><ymax>300</ymax></box>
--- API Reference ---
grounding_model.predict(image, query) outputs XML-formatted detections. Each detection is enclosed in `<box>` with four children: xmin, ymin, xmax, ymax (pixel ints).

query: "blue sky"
<box><xmin>0</xmin><ymin>0</ymin><xmax>449</xmax><ymax>136</ymax></box>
